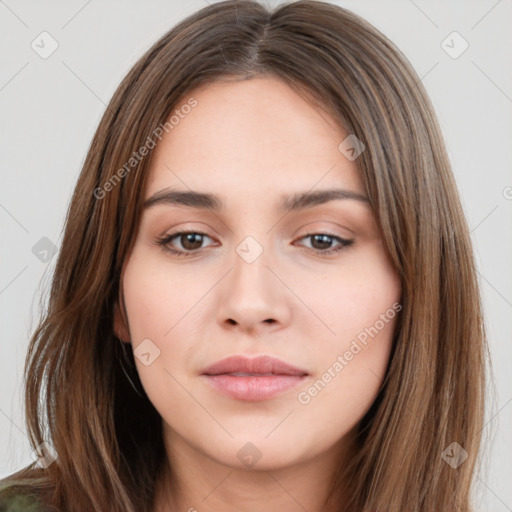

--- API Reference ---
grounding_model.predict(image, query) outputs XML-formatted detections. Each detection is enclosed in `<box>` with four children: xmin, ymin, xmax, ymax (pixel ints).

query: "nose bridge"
<box><xmin>216</xmin><ymin>230</ymin><xmax>290</xmax><ymax>330</ymax></box>
<box><xmin>230</xmin><ymin>232</ymin><xmax>274</xmax><ymax>302</ymax></box>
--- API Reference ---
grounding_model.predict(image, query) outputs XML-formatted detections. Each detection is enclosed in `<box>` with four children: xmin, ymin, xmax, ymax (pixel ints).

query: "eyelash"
<box><xmin>155</xmin><ymin>230</ymin><xmax>354</xmax><ymax>258</ymax></box>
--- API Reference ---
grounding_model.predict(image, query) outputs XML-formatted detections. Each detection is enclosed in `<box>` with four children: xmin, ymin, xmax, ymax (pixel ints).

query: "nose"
<box><xmin>216</xmin><ymin>239</ymin><xmax>291</xmax><ymax>335</ymax></box>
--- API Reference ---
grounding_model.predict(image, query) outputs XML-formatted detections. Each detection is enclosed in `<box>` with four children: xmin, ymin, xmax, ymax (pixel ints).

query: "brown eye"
<box><xmin>156</xmin><ymin>231</ymin><xmax>215</xmax><ymax>256</ymax></box>
<box><xmin>176</xmin><ymin>232</ymin><xmax>205</xmax><ymax>251</ymax></box>
<box><xmin>295</xmin><ymin>232</ymin><xmax>354</xmax><ymax>256</ymax></box>
<box><xmin>309</xmin><ymin>234</ymin><xmax>336</xmax><ymax>250</ymax></box>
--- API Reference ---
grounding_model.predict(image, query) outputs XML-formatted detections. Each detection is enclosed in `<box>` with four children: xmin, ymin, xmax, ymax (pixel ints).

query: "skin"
<box><xmin>114</xmin><ymin>75</ymin><xmax>402</xmax><ymax>512</ymax></box>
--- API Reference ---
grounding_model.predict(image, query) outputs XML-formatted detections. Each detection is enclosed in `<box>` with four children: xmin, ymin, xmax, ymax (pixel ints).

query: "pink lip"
<box><xmin>201</xmin><ymin>355</ymin><xmax>309</xmax><ymax>401</ymax></box>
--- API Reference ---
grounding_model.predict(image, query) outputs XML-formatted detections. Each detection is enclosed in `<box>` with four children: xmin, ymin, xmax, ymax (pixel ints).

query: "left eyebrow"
<box><xmin>278</xmin><ymin>188</ymin><xmax>370</xmax><ymax>213</ymax></box>
<box><xmin>143</xmin><ymin>187</ymin><xmax>370</xmax><ymax>213</ymax></box>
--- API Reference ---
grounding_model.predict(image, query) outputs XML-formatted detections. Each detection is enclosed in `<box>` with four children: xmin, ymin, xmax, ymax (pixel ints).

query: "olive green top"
<box><xmin>0</xmin><ymin>492</ymin><xmax>46</xmax><ymax>512</ymax></box>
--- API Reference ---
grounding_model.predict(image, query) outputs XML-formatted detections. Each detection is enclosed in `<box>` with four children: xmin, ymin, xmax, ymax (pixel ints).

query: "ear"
<box><xmin>114</xmin><ymin>301</ymin><xmax>131</xmax><ymax>343</ymax></box>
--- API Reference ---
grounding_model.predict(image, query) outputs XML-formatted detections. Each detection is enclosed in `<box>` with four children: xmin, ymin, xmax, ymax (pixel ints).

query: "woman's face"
<box><xmin>115</xmin><ymin>76</ymin><xmax>401</xmax><ymax>472</ymax></box>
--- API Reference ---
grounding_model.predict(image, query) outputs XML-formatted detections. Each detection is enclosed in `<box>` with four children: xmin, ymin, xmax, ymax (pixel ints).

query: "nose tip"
<box><xmin>218</xmin><ymin>271</ymin><xmax>290</xmax><ymax>334</ymax></box>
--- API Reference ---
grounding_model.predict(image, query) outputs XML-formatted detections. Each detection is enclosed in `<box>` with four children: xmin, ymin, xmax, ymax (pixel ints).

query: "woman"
<box><xmin>0</xmin><ymin>1</ymin><xmax>490</xmax><ymax>511</ymax></box>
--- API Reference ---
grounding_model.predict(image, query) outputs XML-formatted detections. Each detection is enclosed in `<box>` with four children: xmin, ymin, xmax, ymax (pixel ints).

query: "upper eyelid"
<box><xmin>160</xmin><ymin>219</ymin><xmax>355</xmax><ymax>237</ymax></box>
<box><xmin>160</xmin><ymin>230</ymin><xmax>352</xmax><ymax>247</ymax></box>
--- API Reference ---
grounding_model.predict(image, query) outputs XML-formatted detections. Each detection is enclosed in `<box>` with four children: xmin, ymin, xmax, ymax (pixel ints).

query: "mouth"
<box><xmin>201</xmin><ymin>355</ymin><xmax>309</xmax><ymax>401</ymax></box>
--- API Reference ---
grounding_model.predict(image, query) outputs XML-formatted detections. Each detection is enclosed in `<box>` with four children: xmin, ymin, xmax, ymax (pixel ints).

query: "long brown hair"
<box><xmin>0</xmin><ymin>1</ymin><xmax>492</xmax><ymax>511</ymax></box>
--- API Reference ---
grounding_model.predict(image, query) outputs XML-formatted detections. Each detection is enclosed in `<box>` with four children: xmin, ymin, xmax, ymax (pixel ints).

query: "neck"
<box><xmin>153</xmin><ymin>427</ymin><xmax>356</xmax><ymax>512</ymax></box>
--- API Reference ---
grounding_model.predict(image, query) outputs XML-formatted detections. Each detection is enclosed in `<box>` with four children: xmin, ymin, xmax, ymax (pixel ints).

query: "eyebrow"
<box><xmin>143</xmin><ymin>187</ymin><xmax>370</xmax><ymax>213</ymax></box>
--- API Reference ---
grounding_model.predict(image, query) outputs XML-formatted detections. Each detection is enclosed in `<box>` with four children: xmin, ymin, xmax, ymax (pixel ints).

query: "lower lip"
<box><xmin>202</xmin><ymin>374</ymin><xmax>308</xmax><ymax>401</ymax></box>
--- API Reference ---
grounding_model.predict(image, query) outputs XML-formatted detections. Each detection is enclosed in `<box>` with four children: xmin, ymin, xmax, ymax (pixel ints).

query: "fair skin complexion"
<box><xmin>114</xmin><ymin>76</ymin><xmax>401</xmax><ymax>512</ymax></box>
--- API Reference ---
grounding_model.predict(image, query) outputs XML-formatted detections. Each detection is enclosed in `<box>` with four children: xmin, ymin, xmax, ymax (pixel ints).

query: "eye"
<box><xmin>155</xmin><ymin>230</ymin><xmax>354</xmax><ymax>258</ymax></box>
<box><xmin>155</xmin><ymin>230</ymin><xmax>216</xmax><ymax>257</ymax></box>
<box><xmin>294</xmin><ymin>232</ymin><xmax>354</xmax><ymax>256</ymax></box>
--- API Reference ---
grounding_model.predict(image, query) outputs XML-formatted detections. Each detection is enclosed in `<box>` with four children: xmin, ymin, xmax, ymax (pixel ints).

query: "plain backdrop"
<box><xmin>1</xmin><ymin>0</ymin><xmax>511</xmax><ymax>510</ymax></box>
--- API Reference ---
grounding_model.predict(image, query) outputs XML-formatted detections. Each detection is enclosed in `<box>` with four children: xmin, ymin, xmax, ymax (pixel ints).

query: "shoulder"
<box><xmin>0</xmin><ymin>481</ymin><xmax>55</xmax><ymax>512</ymax></box>
<box><xmin>0</xmin><ymin>490</ymin><xmax>45</xmax><ymax>512</ymax></box>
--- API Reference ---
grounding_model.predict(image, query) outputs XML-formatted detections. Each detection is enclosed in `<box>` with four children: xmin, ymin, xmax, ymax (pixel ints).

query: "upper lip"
<box><xmin>201</xmin><ymin>355</ymin><xmax>309</xmax><ymax>376</ymax></box>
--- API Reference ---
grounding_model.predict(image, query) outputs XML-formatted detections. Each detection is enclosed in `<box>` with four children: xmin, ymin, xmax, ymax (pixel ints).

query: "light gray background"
<box><xmin>1</xmin><ymin>0</ymin><xmax>511</xmax><ymax>510</ymax></box>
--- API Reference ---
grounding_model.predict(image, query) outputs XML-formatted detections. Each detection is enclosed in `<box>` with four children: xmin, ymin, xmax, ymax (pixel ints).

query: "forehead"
<box><xmin>145</xmin><ymin>76</ymin><xmax>364</xmax><ymax>203</ymax></box>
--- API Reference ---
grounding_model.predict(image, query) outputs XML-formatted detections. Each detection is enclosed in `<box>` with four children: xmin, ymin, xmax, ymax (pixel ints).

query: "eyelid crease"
<box><xmin>154</xmin><ymin>229</ymin><xmax>355</xmax><ymax>258</ymax></box>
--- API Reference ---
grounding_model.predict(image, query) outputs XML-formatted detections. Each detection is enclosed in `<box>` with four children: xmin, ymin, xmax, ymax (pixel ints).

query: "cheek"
<box><xmin>295</xmin><ymin>244</ymin><xmax>400</xmax><ymax>405</ymax></box>
<box><xmin>121</xmin><ymin>248</ymin><xmax>205</xmax><ymax>342</ymax></box>
<box><xmin>120</xmin><ymin>248</ymin><xmax>211</xmax><ymax>395</ymax></box>
<box><xmin>301</xmin><ymin>243</ymin><xmax>401</xmax><ymax>346</ymax></box>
